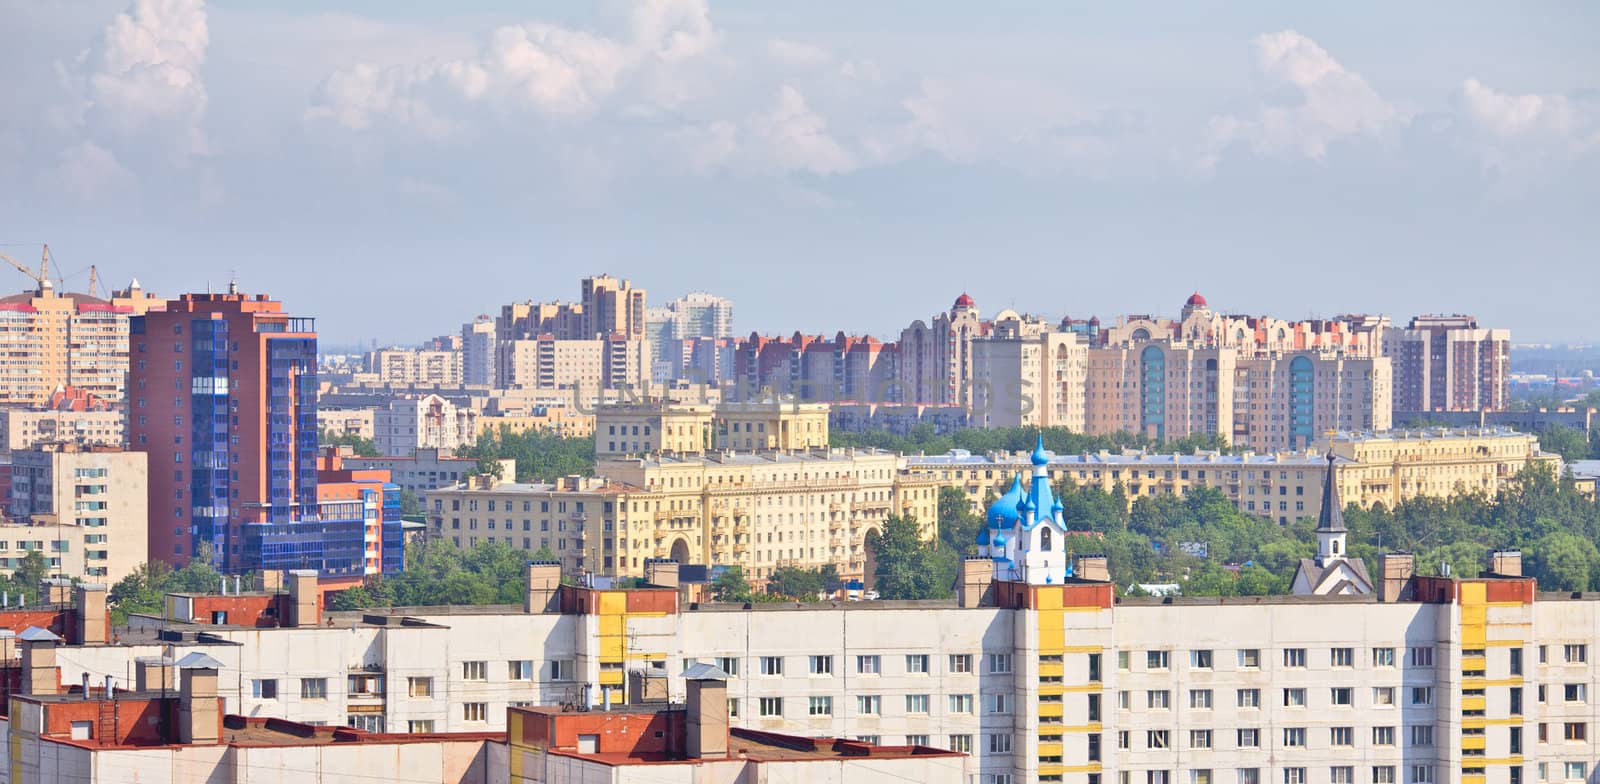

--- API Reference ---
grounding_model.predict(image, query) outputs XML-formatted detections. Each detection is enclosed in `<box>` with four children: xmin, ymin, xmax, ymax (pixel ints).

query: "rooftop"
<box><xmin>906</xmin><ymin>448</ymin><xmax>1340</xmax><ymax>467</ymax></box>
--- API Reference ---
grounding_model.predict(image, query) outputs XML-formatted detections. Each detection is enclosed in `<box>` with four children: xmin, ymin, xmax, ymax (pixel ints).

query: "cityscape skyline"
<box><xmin>2</xmin><ymin>1</ymin><xmax>1596</xmax><ymax>345</ymax></box>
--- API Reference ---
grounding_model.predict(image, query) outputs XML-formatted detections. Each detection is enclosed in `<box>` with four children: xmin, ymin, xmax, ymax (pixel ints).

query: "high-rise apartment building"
<box><xmin>460</xmin><ymin>315</ymin><xmax>496</xmax><ymax>387</ymax></box>
<box><xmin>373</xmin><ymin>393</ymin><xmax>478</xmax><ymax>457</ymax></box>
<box><xmin>898</xmin><ymin>294</ymin><xmax>984</xmax><ymax>405</ymax></box>
<box><xmin>970</xmin><ymin>330</ymin><xmax>1089</xmax><ymax>429</ymax></box>
<box><xmin>0</xmin><ymin>277</ymin><xmax>162</xmax><ymax>407</ymax></box>
<box><xmin>1391</xmin><ymin>315</ymin><xmax>1511</xmax><ymax>413</ymax></box>
<box><xmin>581</xmin><ymin>274</ymin><xmax>646</xmax><ymax>340</ymax></box>
<box><xmin>1</xmin><ymin>442</ymin><xmax>148</xmax><ymax>582</ymax></box>
<box><xmin>365</xmin><ymin>347</ymin><xmax>463</xmax><ymax>386</ymax></box>
<box><xmin>128</xmin><ymin>287</ymin><xmax>338</xmax><ymax>574</ymax></box>
<box><xmin>645</xmin><ymin>292</ymin><xmax>734</xmax><ymax>380</ymax></box>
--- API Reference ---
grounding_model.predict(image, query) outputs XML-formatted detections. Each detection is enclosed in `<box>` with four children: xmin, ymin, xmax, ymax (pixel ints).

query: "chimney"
<box><xmin>956</xmin><ymin>557</ymin><xmax>994</xmax><ymax>609</ymax></box>
<box><xmin>74</xmin><ymin>583</ymin><xmax>108</xmax><ymax>645</ymax></box>
<box><xmin>176</xmin><ymin>653</ymin><xmax>224</xmax><ymax>744</ymax></box>
<box><xmin>258</xmin><ymin>569</ymin><xmax>285</xmax><ymax>594</ymax></box>
<box><xmin>288</xmin><ymin>570</ymin><xmax>320</xmax><ymax>628</ymax></box>
<box><xmin>19</xmin><ymin>626</ymin><xmax>63</xmax><ymax>696</ymax></box>
<box><xmin>1379</xmin><ymin>553</ymin><xmax>1415</xmax><ymax>603</ymax></box>
<box><xmin>525</xmin><ymin>560</ymin><xmax>562</xmax><ymax>614</ymax></box>
<box><xmin>644</xmin><ymin>559</ymin><xmax>680</xmax><ymax>591</ymax></box>
<box><xmin>1490</xmin><ymin>549</ymin><xmax>1523</xmax><ymax>578</ymax></box>
<box><xmin>44</xmin><ymin>578</ymin><xmax>73</xmax><ymax>604</ymax></box>
<box><xmin>683</xmin><ymin>664</ymin><xmax>730</xmax><ymax>759</ymax></box>
<box><xmin>135</xmin><ymin>656</ymin><xmax>176</xmax><ymax>692</ymax></box>
<box><xmin>1074</xmin><ymin>554</ymin><xmax>1111</xmax><ymax>583</ymax></box>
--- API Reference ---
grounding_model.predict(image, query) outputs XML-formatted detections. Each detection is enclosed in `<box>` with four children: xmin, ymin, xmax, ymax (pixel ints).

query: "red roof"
<box><xmin>954</xmin><ymin>293</ymin><xmax>975</xmax><ymax>309</ymax></box>
<box><xmin>1186</xmin><ymin>292</ymin><xmax>1207</xmax><ymax>307</ymax></box>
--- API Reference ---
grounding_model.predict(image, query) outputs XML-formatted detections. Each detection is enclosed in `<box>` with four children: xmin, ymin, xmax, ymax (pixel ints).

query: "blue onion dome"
<box><xmin>1030</xmin><ymin>434</ymin><xmax>1050</xmax><ymax>466</ymax></box>
<box><xmin>987</xmin><ymin>474</ymin><xmax>1026</xmax><ymax>528</ymax></box>
<box><xmin>975</xmin><ymin>524</ymin><xmax>992</xmax><ymax>546</ymax></box>
<box><xmin>991</xmin><ymin>532</ymin><xmax>1008</xmax><ymax>557</ymax></box>
<box><xmin>1051</xmin><ymin>497</ymin><xmax>1064</xmax><ymax>515</ymax></box>
<box><xmin>1018</xmin><ymin>495</ymin><xmax>1034</xmax><ymax>516</ymax></box>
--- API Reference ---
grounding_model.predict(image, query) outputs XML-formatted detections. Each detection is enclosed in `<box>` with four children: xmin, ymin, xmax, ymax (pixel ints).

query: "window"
<box><xmin>1373</xmin><ymin>726</ymin><xmax>1395</xmax><ymax>746</ymax></box>
<box><xmin>859</xmin><ymin>735</ymin><xmax>881</xmax><ymax>746</ymax></box>
<box><xmin>1564</xmin><ymin>763</ymin><xmax>1586</xmax><ymax>781</ymax></box>
<box><xmin>1510</xmin><ymin>726</ymin><xmax>1523</xmax><ymax>754</ymax></box>
<box><xmin>986</xmin><ymin>693</ymin><xmax>1010</xmax><ymax>714</ymax></box>
<box><xmin>408</xmin><ymin>677</ymin><xmax>433</xmax><ymax>697</ymax></box>
<box><xmin>1238</xmin><ymin>771</ymin><xmax>1260</xmax><ymax>784</ymax></box>
<box><xmin>1284</xmin><ymin>648</ymin><xmax>1306</xmax><ymax>668</ymax></box>
<box><xmin>1331</xmin><ymin>648</ymin><xmax>1354</xmax><ymax>667</ymax></box>
<box><xmin>759</xmin><ymin>697</ymin><xmax>783</xmax><ymax>717</ymax></box>
<box><xmin>949</xmin><ymin>694</ymin><xmax>974</xmax><ymax>714</ymax></box>
<box><xmin>1331</xmin><ymin>687</ymin><xmax>1353</xmax><ymax>706</ymax></box>
<box><xmin>905</xmin><ymin>654</ymin><xmax>930</xmax><ymax>674</ymax></box>
<box><xmin>1191</xmin><ymin>772</ymin><xmax>1213</xmax><ymax>784</ymax></box>
<box><xmin>1147</xmin><ymin>650</ymin><xmax>1170</xmax><ymax>670</ymax></box>
<box><xmin>1408</xmin><ymin>725</ymin><xmax>1433</xmax><ymax>747</ymax></box>
<box><xmin>1147</xmin><ymin>730</ymin><xmax>1170</xmax><ymax>749</ymax></box>
<box><xmin>1147</xmin><ymin>690</ymin><xmax>1171</xmax><ymax>709</ymax></box>
<box><xmin>1511</xmin><ymin>687</ymin><xmax>1523</xmax><ymax>715</ymax></box>
<box><xmin>1408</xmin><ymin>766</ymin><xmax>1432</xmax><ymax>784</ymax></box>
<box><xmin>463</xmin><ymin>703</ymin><xmax>486</xmax><ymax>722</ymax></box>
<box><xmin>988</xmin><ymin>734</ymin><xmax>1013</xmax><ymax>754</ymax></box>
<box><xmin>1189</xmin><ymin>729</ymin><xmax>1212</xmax><ymax>749</ymax></box>
<box><xmin>1237</xmin><ymin>688</ymin><xmax>1261</xmax><ymax>708</ymax></box>
<box><xmin>300</xmin><ymin>678</ymin><xmax>327</xmax><ymax>699</ymax></box>
<box><xmin>905</xmin><ymin>694</ymin><xmax>930</xmax><ymax>714</ymax></box>
<box><xmin>1565</xmin><ymin>683</ymin><xmax>1586</xmax><ymax>702</ymax></box>
<box><xmin>1117</xmin><ymin>651</ymin><xmax>1130</xmax><ymax>671</ymax></box>
<box><xmin>1119</xmin><ymin>690</ymin><xmax>1130</xmax><ymax>710</ymax></box>
<box><xmin>760</xmin><ymin>656</ymin><xmax>784</xmax><ymax>676</ymax></box>
<box><xmin>1331</xmin><ymin>768</ymin><xmax>1353</xmax><ymax>784</ymax></box>
<box><xmin>949</xmin><ymin>654</ymin><xmax>973</xmax><ymax>673</ymax></box>
<box><xmin>1118</xmin><ymin>731</ymin><xmax>1130</xmax><ymax>750</ymax></box>
<box><xmin>1283</xmin><ymin>688</ymin><xmax>1306</xmax><ymax>707</ymax></box>
<box><xmin>1283</xmin><ymin>728</ymin><xmax>1306</xmax><ymax>748</ymax></box>
<box><xmin>989</xmin><ymin>653</ymin><xmax>1013</xmax><ymax>673</ymax></box>
<box><xmin>1510</xmin><ymin>647</ymin><xmax>1523</xmax><ymax>676</ymax></box>
<box><xmin>1566</xmin><ymin>644</ymin><xmax>1587</xmax><ymax>663</ymax></box>
<box><xmin>809</xmin><ymin>655</ymin><xmax>833</xmax><ymax>676</ymax></box>
<box><xmin>808</xmin><ymin>696</ymin><xmax>833</xmax><ymax>716</ymax></box>
<box><xmin>1089</xmin><ymin>733</ymin><xmax>1102</xmax><ymax>761</ymax></box>
<box><xmin>1237</xmin><ymin>728</ymin><xmax>1259</xmax><ymax>748</ymax></box>
<box><xmin>715</xmin><ymin>656</ymin><xmax>739</xmax><ymax>676</ymax></box>
<box><xmin>1564</xmin><ymin>722</ymin><xmax>1586</xmax><ymax>741</ymax></box>
<box><xmin>1408</xmin><ymin>647</ymin><xmax>1434</xmax><ymax>667</ymax></box>
<box><xmin>251</xmin><ymin>679</ymin><xmax>278</xmax><ymax>699</ymax></box>
<box><xmin>1088</xmin><ymin>653</ymin><xmax>1102</xmax><ymax>682</ymax></box>
<box><xmin>857</xmin><ymin>695</ymin><xmax>881</xmax><ymax>715</ymax></box>
<box><xmin>549</xmin><ymin>660</ymin><xmax>576</xmax><ymax>681</ymax></box>
<box><xmin>509</xmin><ymin>660</ymin><xmax>532</xmax><ymax>680</ymax></box>
<box><xmin>1284</xmin><ymin>769</ymin><xmax>1307</xmax><ymax>784</ymax></box>
<box><xmin>1331</xmin><ymin>727</ymin><xmax>1354</xmax><ymax>747</ymax></box>
<box><xmin>1238</xmin><ymin>649</ymin><xmax>1260</xmax><ymax>668</ymax></box>
<box><xmin>1372</xmin><ymin>647</ymin><xmax>1395</xmax><ymax>667</ymax></box>
<box><xmin>346</xmin><ymin>714</ymin><xmax>384</xmax><ymax>732</ymax></box>
<box><xmin>948</xmin><ymin>735</ymin><xmax>973</xmax><ymax>753</ymax></box>
<box><xmin>1190</xmin><ymin>689</ymin><xmax>1213</xmax><ymax>709</ymax></box>
<box><xmin>1191</xmin><ymin>649</ymin><xmax>1213</xmax><ymax>669</ymax></box>
<box><xmin>462</xmin><ymin>661</ymin><xmax>487</xmax><ymax>681</ymax></box>
<box><xmin>728</xmin><ymin>698</ymin><xmax>740</xmax><ymax>718</ymax></box>
<box><xmin>858</xmin><ymin>655</ymin><xmax>880</xmax><ymax>674</ymax></box>
<box><xmin>1372</xmin><ymin>767</ymin><xmax>1395</xmax><ymax>784</ymax></box>
<box><xmin>906</xmin><ymin>734</ymin><xmax>929</xmax><ymax>746</ymax></box>
<box><xmin>1088</xmin><ymin>693</ymin><xmax>1102</xmax><ymax>721</ymax></box>
<box><xmin>1373</xmin><ymin>686</ymin><xmax>1395</xmax><ymax>706</ymax></box>
<box><xmin>1410</xmin><ymin>687</ymin><xmax>1432</xmax><ymax>706</ymax></box>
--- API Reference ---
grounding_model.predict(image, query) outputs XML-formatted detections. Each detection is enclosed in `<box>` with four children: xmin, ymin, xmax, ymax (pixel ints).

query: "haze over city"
<box><xmin>3</xmin><ymin>0</ymin><xmax>1597</xmax><ymax>344</ymax></box>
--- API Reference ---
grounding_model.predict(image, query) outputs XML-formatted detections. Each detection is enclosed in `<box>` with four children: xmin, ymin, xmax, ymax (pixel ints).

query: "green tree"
<box><xmin>462</xmin><ymin>426</ymin><xmax>594</xmax><ymax>483</ymax></box>
<box><xmin>1538</xmin><ymin>425</ymin><xmax>1591</xmax><ymax>463</ymax></box>
<box><xmin>937</xmin><ymin>486</ymin><xmax>982</xmax><ymax>555</ymax></box>
<box><xmin>1528</xmin><ymin>531</ymin><xmax>1600</xmax><ymax>591</ymax></box>
<box><xmin>399</xmin><ymin>489</ymin><xmax>423</xmax><ymax>517</ymax></box>
<box><xmin>476</xmin><ymin>457</ymin><xmax>505</xmax><ymax>479</ymax></box>
<box><xmin>868</xmin><ymin>515</ymin><xmax>952</xmax><ymax>600</ymax></box>
<box><xmin>767</xmin><ymin>566</ymin><xmax>825</xmax><ymax>600</ymax></box>
<box><xmin>319</xmin><ymin>429</ymin><xmax>380</xmax><ymax>457</ymax></box>
<box><xmin>107</xmin><ymin>561</ymin><xmax>175</xmax><ymax>626</ymax></box>
<box><xmin>712</xmin><ymin>566</ymin><xmax>754</xmax><ymax>603</ymax></box>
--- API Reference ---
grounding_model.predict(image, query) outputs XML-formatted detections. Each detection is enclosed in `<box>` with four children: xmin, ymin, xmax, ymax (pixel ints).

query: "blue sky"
<box><xmin>1</xmin><ymin>1</ymin><xmax>1595</xmax><ymax>346</ymax></box>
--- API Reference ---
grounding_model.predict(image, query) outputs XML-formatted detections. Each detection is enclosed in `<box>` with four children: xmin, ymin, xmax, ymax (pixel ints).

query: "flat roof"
<box><xmin>906</xmin><ymin>449</ymin><xmax>1336</xmax><ymax>468</ymax></box>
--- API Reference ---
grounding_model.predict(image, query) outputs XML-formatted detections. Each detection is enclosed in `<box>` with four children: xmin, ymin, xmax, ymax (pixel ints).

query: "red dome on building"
<box><xmin>953</xmin><ymin>293</ymin><xmax>975</xmax><ymax>309</ymax></box>
<box><xmin>1185</xmin><ymin>292</ymin><xmax>1208</xmax><ymax>307</ymax></box>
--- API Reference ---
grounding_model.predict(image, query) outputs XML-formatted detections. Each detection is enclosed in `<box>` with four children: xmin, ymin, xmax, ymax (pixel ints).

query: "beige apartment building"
<box><xmin>970</xmin><ymin>331</ymin><xmax>1089</xmax><ymax>430</ymax></box>
<box><xmin>0</xmin><ymin>409</ymin><xmax>123</xmax><ymax>453</ymax></box>
<box><xmin>907</xmin><ymin>427</ymin><xmax>1559</xmax><ymax>526</ymax></box>
<box><xmin>373</xmin><ymin>394</ymin><xmax>478</xmax><ymax>457</ymax></box>
<box><xmin>316</xmin><ymin>407</ymin><xmax>377</xmax><ymax>441</ymax></box>
<box><xmin>594</xmin><ymin>400</ymin><xmax>830</xmax><ymax>457</ymax></box>
<box><xmin>497</xmin><ymin>335</ymin><xmax>650</xmax><ymax>393</ymax></box>
<box><xmin>1</xmin><ymin>443</ymin><xmax>148</xmax><ymax>582</ymax></box>
<box><xmin>0</xmin><ymin>278</ymin><xmax>162</xmax><ymax>407</ymax></box>
<box><xmin>424</xmin><ymin>448</ymin><xmax>939</xmax><ymax>581</ymax></box>
<box><xmin>364</xmin><ymin>347</ymin><xmax>464</xmax><ymax>386</ymax></box>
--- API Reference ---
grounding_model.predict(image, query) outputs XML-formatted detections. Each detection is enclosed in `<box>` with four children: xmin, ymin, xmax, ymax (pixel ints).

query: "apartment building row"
<box><xmin>14</xmin><ymin>545</ymin><xmax>1597</xmax><ymax>784</ymax></box>
<box><xmin>0</xmin><ymin>274</ymin><xmax>164</xmax><ymax>407</ymax></box>
<box><xmin>591</xmin><ymin>399</ymin><xmax>830</xmax><ymax>457</ymax></box>
<box><xmin>907</xmin><ymin>427</ymin><xmax>1558</xmax><ymax>525</ymax></box>
<box><xmin>424</xmin><ymin>447</ymin><xmax>940</xmax><ymax>581</ymax></box>
<box><xmin>0</xmin><ymin>442</ymin><xmax>147</xmax><ymax>582</ymax></box>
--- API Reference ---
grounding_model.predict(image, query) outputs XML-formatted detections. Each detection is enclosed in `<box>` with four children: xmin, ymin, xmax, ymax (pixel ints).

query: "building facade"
<box><xmin>0</xmin><ymin>277</ymin><xmax>162</xmax><ymax>407</ymax></box>
<box><xmin>0</xmin><ymin>409</ymin><xmax>123</xmax><ymax>454</ymax></box>
<box><xmin>1391</xmin><ymin>315</ymin><xmax>1512</xmax><ymax>413</ymax></box>
<box><xmin>374</xmin><ymin>394</ymin><xmax>479</xmax><ymax>458</ymax></box>
<box><xmin>365</xmin><ymin>347</ymin><xmax>465</xmax><ymax>387</ymax></box>
<box><xmin>1</xmin><ymin>444</ymin><xmax>147</xmax><ymax>582</ymax></box>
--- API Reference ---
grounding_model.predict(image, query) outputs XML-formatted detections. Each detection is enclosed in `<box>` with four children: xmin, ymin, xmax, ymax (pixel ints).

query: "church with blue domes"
<box><xmin>975</xmin><ymin>435</ymin><xmax>1074</xmax><ymax>585</ymax></box>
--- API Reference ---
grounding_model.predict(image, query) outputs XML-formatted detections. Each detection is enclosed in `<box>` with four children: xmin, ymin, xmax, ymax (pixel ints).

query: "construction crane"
<box><xmin>0</xmin><ymin>244</ymin><xmax>52</xmax><ymax>294</ymax></box>
<box><xmin>87</xmin><ymin>265</ymin><xmax>100</xmax><ymax>298</ymax></box>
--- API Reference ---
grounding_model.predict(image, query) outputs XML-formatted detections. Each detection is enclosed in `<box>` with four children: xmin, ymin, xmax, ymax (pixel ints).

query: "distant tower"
<box><xmin>1181</xmin><ymin>292</ymin><xmax>1210</xmax><ymax>321</ymax></box>
<box><xmin>1291</xmin><ymin>453</ymin><xmax>1373</xmax><ymax>595</ymax></box>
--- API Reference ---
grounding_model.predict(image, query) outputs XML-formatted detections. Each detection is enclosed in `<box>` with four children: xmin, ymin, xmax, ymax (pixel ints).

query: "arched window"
<box><xmin>1040</xmin><ymin>527</ymin><xmax>1053</xmax><ymax>552</ymax></box>
<box><xmin>1331</xmin><ymin>540</ymin><xmax>1340</xmax><ymax>555</ymax></box>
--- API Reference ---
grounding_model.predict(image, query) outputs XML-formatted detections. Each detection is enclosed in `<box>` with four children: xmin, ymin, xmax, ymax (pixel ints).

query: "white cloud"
<box><xmin>767</xmin><ymin>39</ymin><xmax>832</xmax><ymax>69</ymax></box>
<box><xmin>79</xmin><ymin>0</ymin><xmax>210</xmax><ymax>154</ymax></box>
<box><xmin>678</xmin><ymin>85</ymin><xmax>854</xmax><ymax>176</ymax></box>
<box><xmin>55</xmin><ymin>141</ymin><xmax>137</xmax><ymax>202</ymax></box>
<box><xmin>1459</xmin><ymin>78</ymin><xmax>1594</xmax><ymax>145</ymax></box>
<box><xmin>1205</xmin><ymin>30</ymin><xmax>1398</xmax><ymax>166</ymax></box>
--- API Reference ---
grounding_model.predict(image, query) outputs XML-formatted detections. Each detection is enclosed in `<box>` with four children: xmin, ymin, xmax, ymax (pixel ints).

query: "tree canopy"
<box><xmin>319</xmin><ymin>429</ymin><xmax>380</xmax><ymax>457</ymax></box>
<box><xmin>831</xmin><ymin>425</ymin><xmax>1229</xmax><ymax>458</ymax></box>
<box><xmin>461</xmin><ymin>426</ymin><xmax>595</xmax><ymax>483</ymax></box>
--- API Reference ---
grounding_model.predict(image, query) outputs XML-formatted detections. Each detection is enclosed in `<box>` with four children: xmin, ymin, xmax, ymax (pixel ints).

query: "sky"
<box><xmin>1</xmin><ymin>1</ymin><xmax>1596</xmax><ymax>347</ymax></box>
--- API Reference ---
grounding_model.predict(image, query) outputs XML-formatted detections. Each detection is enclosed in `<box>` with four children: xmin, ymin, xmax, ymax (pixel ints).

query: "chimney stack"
<box><xmin>1490</xmin><ymin>549</ymin><xmax>1523</xmax><ymax>578</ymax></box>
<box><xmin>644</xmin><ymin>559</ymin><xmax>680</xmax><ymax>591</ymax></box>
<box><xmin>525</xmin><ymin>560</ymin><xmax>562</xmax><ymax>614</ymax></box>
<box><xmin>956</xmin><ymin>557</ymin><xmax>994</xmax><ymax>609</ymax></box>
<box><xmin>1379</xmin><ymin>553</ymin><xmax>1415</xmax><ymax>603</ymax></box>
<box><xmin>19</xmin><ymin>626</ymin><xmax>63</xmax><ymax>696</ymax></box>
<box><xmin>258</xmin><ymin>569</ymin><xmax>285</xmax><ymax>594</ymax></box>
<box><xmin>288</xmin><ymin>570</ymin><xmax>320</xmax><ymax>628</ymax></box>
<box><xmin>44</xmin><ymin>578</ymin><xmax>73</xmax><ymax>605</ymax></box>
<box><xmin>135</xmin><ymin>656</ymin><xmax>176</xmax><ymax>692</ymax></box>
<box><xmin>74</xmin><ymin>583</ymin><xmax>108</xmax><ymax>645</ymax></box>
<box><xmin>176</xmin><ymin>653</ymin><xmax>224</xmax><ymax>744</ymax></box>
<box><xmin>1074</xmin><ymin>554</ymin><xmax>1111</xmax><ymax>583</ymax></box>
<box><xmin>683</xmin><ymin>663</ymin><xmax>730</xmax><ymax>759</ymax></box>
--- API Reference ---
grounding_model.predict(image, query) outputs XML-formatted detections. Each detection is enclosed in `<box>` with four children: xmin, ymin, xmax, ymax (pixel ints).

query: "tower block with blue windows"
<box><xmin>975</xmin><ymin>435</ymin><xmax>1073</xmax><ymax>585</ymax></box>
